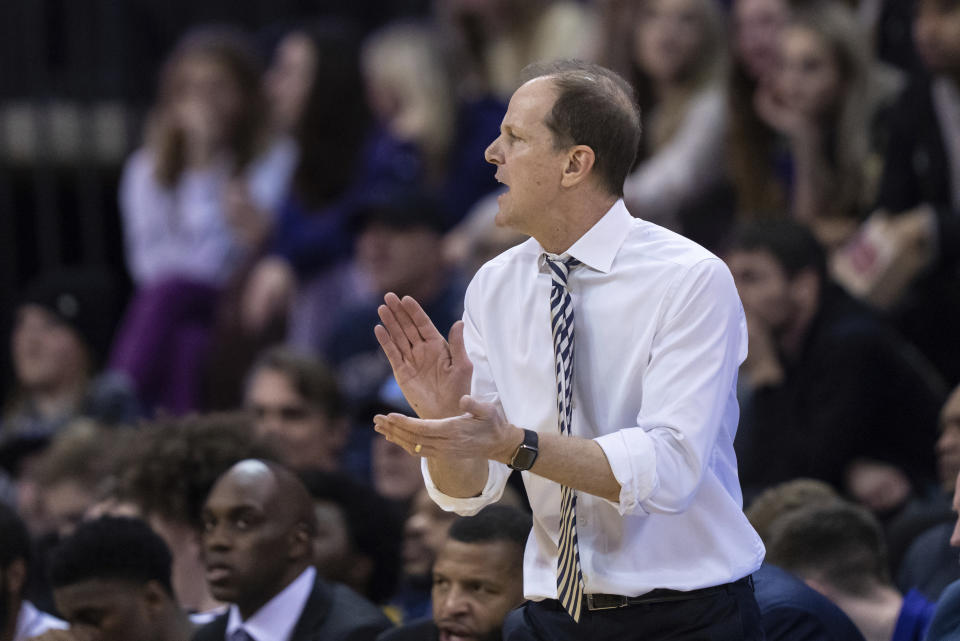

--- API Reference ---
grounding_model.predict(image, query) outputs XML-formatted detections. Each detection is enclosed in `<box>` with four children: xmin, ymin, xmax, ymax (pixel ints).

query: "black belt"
<box><xmin>584</xmin><ymin>576</ymin><xmax>754</xmax><ymax>611</ymax></box>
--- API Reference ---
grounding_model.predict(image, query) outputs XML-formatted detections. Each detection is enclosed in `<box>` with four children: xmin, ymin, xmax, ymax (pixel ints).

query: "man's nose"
<box><xmin>484</xmin><ymin>138</ymin><xmax>502</xmax><ymax>165</ymax></box>
<box><xmin>440</xmin><ymin>584</ymin><xmax>471</xmax><ymax>616</ymax></box>
<box><xmin>950</xmin><ymin>517</ymin><xmax>960</xmax><ymax>549</ymax></box>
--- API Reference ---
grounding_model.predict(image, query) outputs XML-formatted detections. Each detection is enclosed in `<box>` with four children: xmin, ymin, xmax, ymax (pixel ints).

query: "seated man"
<box><xmin>378</xmin><ymin>505</ymin><xmax>530</xmax><ymax>641</ymax></box>
<box><xmin>38</xmin><ymin>516</ymin><xmax>192</xmax><ymax>641</ymax></box>
<box><xmin>196</xmin><ymin>460</ymin><xmax>391</xmax><ymax>641</ymax></box>
<box><xmin>725</xmin><ymin>220</ymin><xmax>944</xmax><ymax>508</ymax></box>
<box><xmin>0</xmin><ymin>502</ymin><xmax>65</xmax><ymax>641</ymax></box>
<box><xmin>767</xmin><ymin>501</ymin><xmax>936</xmax><ymax>641</ymax></box>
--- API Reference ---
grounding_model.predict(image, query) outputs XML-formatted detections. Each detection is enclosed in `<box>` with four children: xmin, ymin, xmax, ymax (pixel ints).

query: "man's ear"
<box><xmin>141</xmin><ymin>581</ymin><xmax>169</xmax><ymax>619</ymax></box>
<box><xmin>560</xmin><ymin>145</ymin><xmax>595</xmax><ymax>188</ymax></box>
<box><xmin>289</xmin><ymin>523</ymin><xmax>314</xmax><ymax>562</ymax></box>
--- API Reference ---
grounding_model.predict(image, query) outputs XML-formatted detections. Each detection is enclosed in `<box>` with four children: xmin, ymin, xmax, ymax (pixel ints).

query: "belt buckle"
<box><xmin>585</xmin><ymin>594</ymin><xmax>628</xmax><ymax>611</ymax></box>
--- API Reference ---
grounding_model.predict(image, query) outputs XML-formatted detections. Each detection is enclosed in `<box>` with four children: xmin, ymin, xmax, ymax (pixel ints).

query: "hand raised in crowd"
<box><xmin>375</xmin><ymin>293</ymin><xmax>473</xmax><ymax>420</ymax></box>
<box><xmin>224</xmin><ymin>179</ymin><xmax>270</xmax><ymax>249</ymax></box>
<box><xmin>240</xmin><ymin>256</ymin><xmax>295</xmax><ymax>334</ymax></box>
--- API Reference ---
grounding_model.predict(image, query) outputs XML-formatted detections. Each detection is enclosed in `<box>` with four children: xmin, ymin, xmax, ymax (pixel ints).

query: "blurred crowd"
<box><xmin>2</xmin><ymin>0</ymin><xmax>960</xmax><ymax>640</ymax></box>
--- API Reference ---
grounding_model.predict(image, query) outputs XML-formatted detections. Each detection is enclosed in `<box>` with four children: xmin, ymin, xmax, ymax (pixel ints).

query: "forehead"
<box><xmin>503</xmin><ymin>77</ymin><xmax>557</xmax><ymax>130</ymax></box>
<box><xmin>434</xmin><ymin>540</ymin><xmax>520</xmax><ymax>581</ymax></box>
<box><xmin>206</xmin><ymin>463</ymin><xmax>279</xmax><ymax>513</ymax></box>
<box><xmin>55</xmin><ymin>579</ymin><xmax>140</xmax><ymax>613</ymax></box>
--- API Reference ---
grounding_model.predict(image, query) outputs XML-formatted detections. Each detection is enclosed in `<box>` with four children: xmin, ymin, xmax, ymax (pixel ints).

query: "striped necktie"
<box><xmin>545</xmin><ymin>253</ymin><xmax>584</xmax><ymax>622</ymax></box>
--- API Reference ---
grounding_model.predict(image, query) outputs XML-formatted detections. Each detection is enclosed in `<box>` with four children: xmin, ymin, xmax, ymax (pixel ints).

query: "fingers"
<box><xmin>378</xmin><ymin>299</ymin><xmax>413</xmax><ymax>358</ymax></box>
<box><xmin>374</xmin><ymin>413</ymin><xmax>436</xmax><ymax>457</ymax></box>
<box><xmin>383</xmin><ymin>292</ymin><xmax>432</xmax><ymax>347</ymax></box>
<box><xmin>448</xmin><ymin>320</ymin><xmax>471</xmax><ymax>367</ymax></box>
<box><xmin>374</xmin><ymin>324</ymin><xmax>408</xmax><ymax>372</ymax></box>
<box><xmin>458</xmin><ymin>394</ymin><xmax>491</xmax><ymax>418</ymax></box>
<box><xmin>401</xmin><ymin>295</ymin><xmax>444</xmax><ymax>342</ymax></box>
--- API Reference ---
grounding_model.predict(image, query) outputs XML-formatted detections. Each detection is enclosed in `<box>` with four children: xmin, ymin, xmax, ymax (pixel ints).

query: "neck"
<box><xmin>238</xmin><ymin>564</ymin><xmax>309</xmax><ymax>621</ymax></box>
<box><xmin>535</xmin><ymin>192</ymin><xmax>618</xmax><ymax>254</ymax></box>
<box><xmin>832</xmin><ymin>586</ymin><xmax>903</xmax><ymax>641</ymax></box>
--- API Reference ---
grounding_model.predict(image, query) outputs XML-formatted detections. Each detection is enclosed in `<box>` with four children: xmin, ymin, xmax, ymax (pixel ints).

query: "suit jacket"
<box><xmin>926</xmin><ymin>578</ymin><xmax>960</xmax><ymax>641</ymax></box>
<box><xmin>192</xmin><ymin>576</ymin><xmax>393</xmax><ymax>641</ymax></box>
<box><xmin>375</xmin><ymin>619</ymin><xmax>437</xmax><ymax>641</ymax></box>
<box><xmin>754</xmin><ymin>564</ymin><xmax>866</xmax><ymax>641</ymax></box>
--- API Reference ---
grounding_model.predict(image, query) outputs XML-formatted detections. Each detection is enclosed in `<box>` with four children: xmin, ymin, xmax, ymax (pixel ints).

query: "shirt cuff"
<box><xmin>595</xmin><ymin>428</ymin><xmax>659</xmax><ymax>515</ymax></box>
<box><xmin>421</xmin><ymin>458</ymin><xmax>511</xmax><ymax>516</ymax></box>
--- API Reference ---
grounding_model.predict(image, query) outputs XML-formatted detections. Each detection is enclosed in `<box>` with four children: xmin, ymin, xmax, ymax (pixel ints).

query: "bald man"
<box><xmin>194</xmin><ymin>460</ymin><xmax>392</xmax><ymax>641</ymax></box>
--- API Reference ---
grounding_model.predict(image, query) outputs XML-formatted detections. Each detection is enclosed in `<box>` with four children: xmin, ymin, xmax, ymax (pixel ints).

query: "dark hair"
<box><xmin>286</xmin><ymin>21</ymin><xmax>371</xmax><ymax>209</ymax></box>
<box><xmin>149</xmin><ymin>26</ymin><xmax>268</xmax><ymax>187</ymax></box>
<box><xmin>521</xmin><ymin>59</ymin><xmax>641</xmax><ymax>197</ymax></box>
<box><xmin>299</xmin><ymin>470</ymin><xmax>402</xmax><ymax>603</ymax></box>
<box><xmin>117</xmin><ymin>413</ymin><xmax>275</xmax><ymax>531</ymax></box>
<box><xmin>766</xmin><ymin>501</ymin><xmax>890</xmax><ymax>596</ymax></box>
<box><xmin>249</xmin><ymin>347</ymin><xmax>344</xmax><ymax>418</ymax></box>
<box><xmin>448</xmin><ymin>505</ymin><xmax>531</xmax><ymax>548</ymax></box>
<box><xmin>49</xmin><ymin>516</ymin><xmax>174</xmax><ymax>596</ymax></box>
<box><xmin>725</xmin><ymin>220</ymin><xmax>827</xmax><ymax>281</ymax></box>
<box><xmin>0</xmin><ymin>502</ymin><xmax>31</xmax><ymax>571</ymax></box>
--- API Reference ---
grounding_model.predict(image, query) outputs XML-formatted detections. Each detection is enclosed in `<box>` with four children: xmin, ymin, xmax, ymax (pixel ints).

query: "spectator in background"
<box><xmin>755</xmin><ymin>1</ymin><xmax>900</xmax><ymax>249</ymax></box>
<box><xmin>846</xmin><ymin>0</ymin><xmax>960</xmax><ymax>386</ymax></box>
<box><xmin>325</xmin><ymin>194</ymin><xmax>464</xmax><ymax>415</ymax></box>
<box><xmin>727</xmin><ymin>0</ymin><xmax>794</xmax><ymax>216</ymax></box>
<box><xmin>925</xmin><ymin>470</ymin><xmax>960</xmax><ymax>641</ymax></box>
<box><xmin>0</xmin><ymin>503</ymin><xmax>66</xmax><ymax>641</ymax></box>
<box><xmin>766</xmin><ymin>501</ymin><xmax>936</xmax><ymax>641</ymax></box>
<box><xmin>392</xmin><ymin>488</ymin><xmax>459</xmax><ymax>623</ymax></box>
<box><xmin>895</xmin><ymin>384</ymin><xmax>960</xmax><ymax>601</ymax></box>
<box><xmin>243</xmin><ymin>347</ymin><xmax>349</xmax><ymax>474</ymax></box>
<box><xmin>299</xmin><ymin>470</ymin><xmax>402</xmax><ymax>608</ymax></box>
<box><xmin>378</xmin><ymin>505</ymin><xmax>530</xmax><ymax>641</ymax></box>
<box><xmin>15</xmin><ymin>421</ymin><xmax>123</xmax><ymax>540</ymax></box>
<box><xmin>726</xmin><ymin>221</ymin><xmax>944</xmax><ymax>508</ymax></box>
<box><xmin>109</xmin><ymin>26</ymin><xmax>294</xmax><ymax>415</ymax></box>
<box><xmin>599</xmin><ymin>0</ymin><xmax>731</xmax><ymax>245</ymax></box>
<box><xmin>36</xmin><ymin>517</ymin><xmax>193</xmax><ymax>641</ymax></box>
<box><xmin>442</xmin><ymin>192</ymin><xmax>527</xmax><ymax>285</ymax></box>
<box><xmin>1</xmin><ymin>269</ymin><xmax>136</xmax><ymax>464</ymax></box>
<box><xmin>361</xmin><ymin>21</ymin><xmax>504</xmax><ymax>230</ymax></box>
<box><xmin>196</xmin><ymin>460</ymin><xmax>391</xmax><ymax>641</ymax></box>
<box><xmin>437</xmin><ymin>0</ymin><xmax>597</xmax><ymax>101</ymax></box>
<box><xmin>116</xmin><ymin>413</ymin><xmax>274</xmax><ymax>618</ymax></box>
<box><xmin>230</xmin><ymin>21</ymin><xmax>378</xmax><ymax>357</ymax></box>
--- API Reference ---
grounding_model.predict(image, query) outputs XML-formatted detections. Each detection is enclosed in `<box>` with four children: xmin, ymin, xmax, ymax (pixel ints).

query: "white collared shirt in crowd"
<box><xmin>423</xmin><ymin>199</ymin><xmax>765</xmax><ymax>600</ymax></box>
<box><xmin>15</xmin><ymin>601</ymin><xmax>66</xmax><ymax>641</ymax></box>
<box><xmin>225</xmin><ymin>566</ymin><xmax>315</xmax><ymax>641</ymax></box>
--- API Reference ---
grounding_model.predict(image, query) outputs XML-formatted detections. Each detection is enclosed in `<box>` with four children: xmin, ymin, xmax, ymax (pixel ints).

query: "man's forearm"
<box><xmin>531</xmin><ymin>431</ymin><xmax>621</xmax><ymax>503</ymax></box>
<box><xmin>427</xmin><ymin>457</ymin><xmax>490</xmax><ymax>498</ymax></box>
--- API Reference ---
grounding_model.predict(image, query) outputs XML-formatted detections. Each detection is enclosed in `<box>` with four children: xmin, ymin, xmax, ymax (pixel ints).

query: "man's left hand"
<box><xmin>373</xmin><ymin>395</ymin><xmax>520</xmax><ymax>464</ymax></box>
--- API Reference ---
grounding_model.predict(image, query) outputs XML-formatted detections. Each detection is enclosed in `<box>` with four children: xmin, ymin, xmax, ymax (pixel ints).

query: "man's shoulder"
<box><xmin>621</xmin><ymin>218</ymin><xmax>720</xmax><ymax>271</ymax></box>
<box><xmin>300</xmin><ymin>580</ymin><xmax>393</xmax><ymax>641</ymax></box>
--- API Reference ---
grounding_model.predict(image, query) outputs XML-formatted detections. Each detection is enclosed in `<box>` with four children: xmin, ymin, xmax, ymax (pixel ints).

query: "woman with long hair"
<box><xmin>109</xmin><ymin>27</ymin><xmax>293</xmax><ymax>415</ymax></box>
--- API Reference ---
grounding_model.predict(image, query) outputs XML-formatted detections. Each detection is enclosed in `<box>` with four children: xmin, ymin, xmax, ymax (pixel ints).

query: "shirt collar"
<box><xmin>226</xmin><ymin>566</ymin><xmax>316</xmax><ymax>641</ymax></box>
<box><xmin>537</xmin><ymin>199</ymin><xmax>632</xmax><ymax>274</ymax></box>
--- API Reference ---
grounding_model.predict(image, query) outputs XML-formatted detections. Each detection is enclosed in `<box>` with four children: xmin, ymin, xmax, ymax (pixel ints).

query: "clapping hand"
<box><xmin>374</xmin><ymin>293</ymin><xmax>473</xmax><ymax>420</ymax></box>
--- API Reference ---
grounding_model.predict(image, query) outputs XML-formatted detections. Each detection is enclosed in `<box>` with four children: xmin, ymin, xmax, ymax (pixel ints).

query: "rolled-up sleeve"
<box><xmin>598</xmin><ymin>258</ymin><xmax>747</xmax><ymax>515</ymax></box>
<box><xmin>422</xmin><ymin>458</ymin><xmax>511</xmax><ymax>516</ymax></box>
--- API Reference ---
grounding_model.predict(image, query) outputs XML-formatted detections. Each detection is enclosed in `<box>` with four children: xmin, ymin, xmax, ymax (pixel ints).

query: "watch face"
<box><xmin>511</xmin><ymin>446</ymin><xmax>538</xmax><ymax>471</ymax></box>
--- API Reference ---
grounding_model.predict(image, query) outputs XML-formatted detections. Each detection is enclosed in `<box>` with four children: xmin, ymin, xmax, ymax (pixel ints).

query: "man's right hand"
<box><xmin>374</xmin><ymin>293</ymin><xmax>473</xmax><ymax>419</ymax></box>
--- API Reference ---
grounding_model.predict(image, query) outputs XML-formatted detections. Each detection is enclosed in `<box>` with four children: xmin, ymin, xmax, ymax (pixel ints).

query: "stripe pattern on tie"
<box><xmin>546</xmin><ymin>253</ymin><xmax>584</xmax><ymax>622</ymax></box>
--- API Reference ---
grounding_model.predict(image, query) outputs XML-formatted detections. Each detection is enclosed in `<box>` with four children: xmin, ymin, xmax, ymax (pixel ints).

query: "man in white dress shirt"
<box><xmin>373</xmin><ymin>59</ymin><xmax>765</xmax><ymax>640</ymax></box>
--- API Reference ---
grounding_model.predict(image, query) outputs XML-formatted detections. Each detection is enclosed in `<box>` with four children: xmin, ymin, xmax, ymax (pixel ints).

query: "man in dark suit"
<box><xmin>194</xmin><ymin>459</ymin><xmax>391</xmax><ymax>641</ymax></box>
<box><xmin>378</xmin><ymin>505</ymin><xmax>529</xmax><ymax>641</ymax></box>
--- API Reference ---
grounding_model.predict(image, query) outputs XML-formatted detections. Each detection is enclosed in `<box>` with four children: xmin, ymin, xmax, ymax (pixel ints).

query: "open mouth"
<box><xmin>205</xmin><ymin>564</ymin><xmax>233</xmax><ymax>584</ymax></box>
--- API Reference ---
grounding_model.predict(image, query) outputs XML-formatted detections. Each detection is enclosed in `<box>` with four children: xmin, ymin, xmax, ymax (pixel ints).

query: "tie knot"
<box><xmin>229</xmin><ymin>628</ymin><xmax>255</xmax><ymax>641</ymax></box>
<box><xmin>545</xmin><ymin>254</ymin><xmax>580</xmax><ymax>288</ymax></box>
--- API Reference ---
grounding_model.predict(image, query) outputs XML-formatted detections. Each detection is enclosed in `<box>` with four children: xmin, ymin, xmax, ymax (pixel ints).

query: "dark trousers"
<box><xmin>503</xmin><ymin>577</ymin><xmax>764</xmax><ymax>641</ymax></box>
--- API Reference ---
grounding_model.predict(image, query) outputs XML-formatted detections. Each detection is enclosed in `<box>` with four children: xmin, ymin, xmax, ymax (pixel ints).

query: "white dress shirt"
<box><xmin>15</xmin><ymin>601</ymin><xmax>66</xmax><ymax>641</ymax></box>
<box><xmin>225</xmin><ymin>566</ymin><xmax>315</xmax><ymax>641</ymax></box>
<box><xmin>423</xmin><ymin>200</ymin><xmax>765</xmax><ymax>600</ymax></box>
